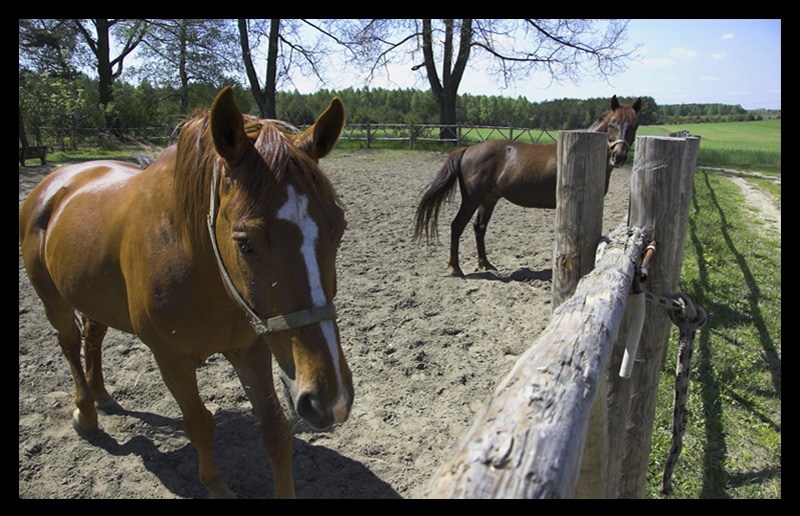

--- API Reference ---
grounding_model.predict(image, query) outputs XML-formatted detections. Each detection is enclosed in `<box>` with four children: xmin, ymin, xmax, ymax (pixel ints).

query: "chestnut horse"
<box><xmin>414</xmin><ymin>95</ymin><xmax>641</xmax><ymax>276</ymax></box>
<box><xmin>19</xmin><ymin>87</ymin><xmax>353</xmax><ymax>498</ymax></box>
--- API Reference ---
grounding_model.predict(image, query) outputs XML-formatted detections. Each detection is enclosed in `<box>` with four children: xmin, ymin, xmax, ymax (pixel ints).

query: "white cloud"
<box><xmin>722</xmin><ymin>33</ymin><xmax>735</xmax><ymax>40</ymax></box>
<box><xmin>669</xmin><ymin>48</ymin><xmax>700</xmax><ymax>60</ymax></box>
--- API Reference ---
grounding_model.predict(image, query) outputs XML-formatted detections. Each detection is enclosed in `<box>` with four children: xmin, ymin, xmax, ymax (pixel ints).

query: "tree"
<box><xmin>71</xmin><ymin>19</ymin><xmax>148</xmax><ymax>130</ymax></box>
<box><xmin>19</xmin><ymin>19</ymin><xmax>83</xmax><ymax>79</ymax></box>
<box><xmin>19</xmin><ymin>19</ymin><xmax>86</xmax><ymax>146</ymax></box>
<box><xmin>238</xmin><ymin>19</ymin><xmax>335</xmax><ymax>119</ymax></box>
<box><xmin>131</xmin><ymin>19</ymin><xmax>238</xmax><ymax>115</ymax></box>
<box><xmin>330</xmin><ymin>19</ymin><xmax>635</xmax><ymax>140</ymax></box>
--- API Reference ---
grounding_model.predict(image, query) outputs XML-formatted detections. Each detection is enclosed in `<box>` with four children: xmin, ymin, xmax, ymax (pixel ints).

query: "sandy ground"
<box><xmin>22</xmin><ymin>147</ymin><xmax>779</xmax><ymax>499</ymax></box>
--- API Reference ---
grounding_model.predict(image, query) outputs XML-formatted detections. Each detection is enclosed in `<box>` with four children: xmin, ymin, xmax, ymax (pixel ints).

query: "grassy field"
<box><xmin>645</xmin><ymin>168</ymin><xmax>781</xmax><ymax>498</ymax></box>
<box><xmin>638</xmin><ymin>120</ymin><xmax>781</xmax><ymax>176</ymax></box>
<box><xmin>639</xmin><ymin>119</ymin><xmax>781</xmax><ymax>498</ymax></box>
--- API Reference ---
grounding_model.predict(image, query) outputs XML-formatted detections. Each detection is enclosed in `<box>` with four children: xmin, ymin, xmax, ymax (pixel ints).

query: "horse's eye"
<box><xmin>234</xmin><ymin>237</ymin><xmax>254</xmax><ymax>255</ymax></box>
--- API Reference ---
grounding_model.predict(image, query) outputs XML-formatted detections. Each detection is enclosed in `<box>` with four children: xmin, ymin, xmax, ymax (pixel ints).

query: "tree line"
<box><xmin>21</xmin><ymin>19</ymin><xmax>771</xmax><ymax>148</ymax></box>
<box><xmin>19</xmin><ymin>19</ymin><xmax>638</xmax><ymax>142</ymax></box>
<box><xmin>20</xmin><ymin>72</ymin><xmax>768</xmax><ymax>146</ymax></box>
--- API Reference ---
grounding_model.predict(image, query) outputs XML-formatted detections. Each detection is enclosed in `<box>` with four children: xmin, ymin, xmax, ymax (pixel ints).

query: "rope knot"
<box><xmin>667</xmin><ymin>292</ymin><xmax>707</xmax><ymax>331</ymax></box>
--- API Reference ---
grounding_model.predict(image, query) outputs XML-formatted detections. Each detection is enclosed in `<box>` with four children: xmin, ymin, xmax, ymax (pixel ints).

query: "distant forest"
<box><xmin>19</xmin><ymin>72</ymin><xmax>774</xmax><ymax>141</ymax></box>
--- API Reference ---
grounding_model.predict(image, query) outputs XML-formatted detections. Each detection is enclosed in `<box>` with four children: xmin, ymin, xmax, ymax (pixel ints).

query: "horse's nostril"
<box><xmin>296</xmin><ymin>392</ymin><xmax>332</xmax><ymax>430</ymax></box>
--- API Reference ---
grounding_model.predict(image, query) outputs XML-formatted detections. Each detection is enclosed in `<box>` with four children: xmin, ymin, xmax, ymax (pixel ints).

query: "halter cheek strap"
<box><xmin>206</xmin><ymin>161</ymin><xmax>336</xmax><ymax>335</ymax></box>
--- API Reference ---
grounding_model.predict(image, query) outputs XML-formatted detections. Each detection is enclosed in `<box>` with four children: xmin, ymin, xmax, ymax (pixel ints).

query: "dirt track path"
<box><xmin>725</xmin><ymin>174</ymin><xmax>781</xmax><ymax>236</ymax></box>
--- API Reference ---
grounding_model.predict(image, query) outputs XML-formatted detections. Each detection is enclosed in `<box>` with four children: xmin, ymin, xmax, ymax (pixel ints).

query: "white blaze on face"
<box><xmin>276</xmin><ymin>185</ymin><xmax>348</xmax><ymax>421</ymax></box>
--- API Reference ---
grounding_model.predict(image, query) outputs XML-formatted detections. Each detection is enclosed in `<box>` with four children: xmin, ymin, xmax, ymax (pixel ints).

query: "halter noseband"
<box><xmin>206</xmin><ymin>161</ymin><xmax>336</xmax><ymax>335</ymax></box>
<box><xmin>609</xmin><ymin>139</ymin><xmax>630</xmax><ymax>153</ymax></box>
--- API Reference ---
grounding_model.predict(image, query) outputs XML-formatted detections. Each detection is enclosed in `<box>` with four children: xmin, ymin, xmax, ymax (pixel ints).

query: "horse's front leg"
<box><xmin>154</xmin><ymin>351</ymin><xmax>235</xmax><ymax>499</ymax></box>
<box><xmin>226</xmin><ymin>339</ymin><xmax>295</xmax><ymax>499</ymax></box>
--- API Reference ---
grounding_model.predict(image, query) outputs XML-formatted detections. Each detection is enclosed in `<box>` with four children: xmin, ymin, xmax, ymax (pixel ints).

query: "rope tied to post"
<box><xmin>656</xmin><ymin>291</ymin><xmax>706</xmax><ymax>495</ymax></box>
<box><xmin>618</xmin><ymin>237</ymin><xmax>707</xmax><ymax>495</ymax></box>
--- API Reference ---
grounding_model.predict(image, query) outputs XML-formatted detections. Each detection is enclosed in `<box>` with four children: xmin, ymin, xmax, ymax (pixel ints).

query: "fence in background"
<box><xmin>30</xmin><ymin>123</ymin><xmax>559</xmax><ymax>152</ymax></box>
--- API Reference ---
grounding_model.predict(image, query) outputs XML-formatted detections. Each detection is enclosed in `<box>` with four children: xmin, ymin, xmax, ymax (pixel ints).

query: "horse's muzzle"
<box><xmin>296</xmin><ymin>390</ymin><xmax>352</xmax><ymax>430</ymax></box>
<box><xmin>279</xmin><ymin>370</ymin><xmax>353</xmax><ymax>430</ymax></box>
<box><xmin>609</xmin><ymin>139</ymin><xmax>630</xmax><ymax>167</ymax></box>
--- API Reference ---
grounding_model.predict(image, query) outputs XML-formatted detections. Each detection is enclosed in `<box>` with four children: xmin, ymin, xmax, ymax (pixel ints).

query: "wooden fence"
<box><xmin>418</xmin><ymin>133</ymin><xmax>702</xmax><ymax>498</ymax></box>
<box><xmin>30</xmin><ymin>123</ymin><xmax>557</xmax><ymax>152</ymax></box>
<box><xmin>340</xmin><ymin>123</ymin><xmax>557</xmax><ymax>148</ymax></box>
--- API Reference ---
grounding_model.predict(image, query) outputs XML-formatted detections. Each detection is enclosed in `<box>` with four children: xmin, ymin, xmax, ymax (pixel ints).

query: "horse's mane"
<box><xmin>172</xmin><ymin>110</ymin><xmax>342</xmax><ymax>243</ymax></box>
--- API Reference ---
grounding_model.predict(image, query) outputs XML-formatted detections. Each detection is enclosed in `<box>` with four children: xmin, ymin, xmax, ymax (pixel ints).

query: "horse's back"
<box><xmin>461</xmin><ymin>140</ymin><xmax>558</xmax><ymax>209</ymax></box>
<box><xmin>19</xmin><ymin>160</ymin><xmax>145</xmax><ymax>331</ymax></box>
<box><xmin>21</xmin><ymin>160</ymin><xmax>143</xmax><ymax>251</ymax></box>
<box><xmin>21</xmin><ymin>160</ymin><xmax>142</xmax><ymax>229</ymax></box>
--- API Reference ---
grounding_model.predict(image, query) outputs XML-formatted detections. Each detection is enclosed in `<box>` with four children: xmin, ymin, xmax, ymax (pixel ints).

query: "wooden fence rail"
<box><xmin>418</xmin><ymin>223</ymin><xmax>645</xmax><ymax>498</ymax></box>
<box><xmin>30</xmin><ymin>123</ymin><xmax>558</xmax><ymax>151</ymax></box>
<box><xmin>419</xmin><ymin>134</ymin><xmax>701</xmax><ymax>498</ymax></box>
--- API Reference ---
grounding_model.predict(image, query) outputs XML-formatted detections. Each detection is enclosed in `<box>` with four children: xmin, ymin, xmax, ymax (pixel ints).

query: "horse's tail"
<box><xmin>414</xmin><ymin>147</ymin><xmax>467</xmax><ymax>243</ymax></box>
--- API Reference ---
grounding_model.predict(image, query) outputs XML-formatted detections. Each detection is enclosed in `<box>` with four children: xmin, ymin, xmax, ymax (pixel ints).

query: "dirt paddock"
<box><xmin>19</xmin><ymin>149</ymin><xmax>632</xmax><ymax>498</ymax></box>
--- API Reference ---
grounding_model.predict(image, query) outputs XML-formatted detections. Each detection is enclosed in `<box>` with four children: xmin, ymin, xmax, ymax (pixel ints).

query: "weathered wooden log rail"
<box><xmin>419</xmin><ymin>133</ymin><xmax>701</xmax><ymax>498</ymax></box>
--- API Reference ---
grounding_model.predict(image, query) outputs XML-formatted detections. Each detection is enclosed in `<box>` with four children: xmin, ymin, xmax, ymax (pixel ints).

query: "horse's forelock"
<box><xmin>173</xmin><ymin>111</ymin><xmax>341</xmax><ymax>243</ymax></box>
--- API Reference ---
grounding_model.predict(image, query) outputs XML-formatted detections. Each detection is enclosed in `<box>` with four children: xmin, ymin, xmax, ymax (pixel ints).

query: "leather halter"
<box><xmin>206</xmin><ymin>161</ymin><xmax>336</xmax><ymax>335</ymax></box>
<box><xmin>609</xmin><ymin>139</ymin><xmax>630</xmax><ymax>153</ymax></box>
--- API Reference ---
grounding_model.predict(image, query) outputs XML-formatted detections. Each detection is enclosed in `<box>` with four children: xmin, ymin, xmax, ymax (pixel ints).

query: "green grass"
<box><xmin>638</xmin><ymin>120</ymin><xmax>781</xmax><ymax>176</ymax></box>
<box><xmin>646</xmin><ymin>169</ymin><xmax>781</xmax><ymax>498</ymax></box>
<box><xmin>47</xmin><ymin>148</ymin><xmax>139</xmax><ymax>163</ymax></box>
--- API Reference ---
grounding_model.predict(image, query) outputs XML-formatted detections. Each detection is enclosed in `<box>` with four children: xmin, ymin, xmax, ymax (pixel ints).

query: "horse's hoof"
<box><xmin>72</xmin><ymin>410</ymin><xmax>99</xmax><ymax>439</ymax></box>
<box><xmin>96</xmin><ymin>398</ymin><xmax>123</xmax><ymax>415</ymax></box>
<box><xmin>448</xmin><ymin>267</ymin><xmax>464</xmax><ymax>277</ymax></box>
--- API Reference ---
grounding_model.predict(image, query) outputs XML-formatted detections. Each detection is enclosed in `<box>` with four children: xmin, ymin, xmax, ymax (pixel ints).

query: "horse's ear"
<box><xmin>632</xmin><ymin>98</ymin><xmax>642</xmax><ymax>113</ymax></box>
<box><xmin>297</xmin><ymin>97</ymin><xmax>344</xmax><ymax>161</ymax></box>
<box><xmin>610</xmin><ymin>95</ymin><xmax>620</xmax><ymax>111</ymax></box>
<box><xmin>210</xmin><ymin>87</ymin><xmax>249</xmax><ymax>164</ymax></box>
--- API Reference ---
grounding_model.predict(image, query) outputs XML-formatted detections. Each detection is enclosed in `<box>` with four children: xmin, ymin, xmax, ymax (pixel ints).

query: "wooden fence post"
<box><xmin>617</xmin><ymin>136</ymin><xmax>687</xmax><ymax>498</ymax></box>
<box><xmin>552</xmin><ymin>130</ymin><xmax>608</xmax><ymax>309</ymax></box>
<box><xmin>551</xmin><ymin>130</ymin><xmax>611</xmax><ymax>498</ymax></box>
<box><xmin>673</xmin><ymin>136</ymin><xmax>701</xmax><ymax>272</ymax></box>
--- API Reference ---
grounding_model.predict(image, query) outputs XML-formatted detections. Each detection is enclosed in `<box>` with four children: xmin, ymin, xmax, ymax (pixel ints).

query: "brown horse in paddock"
<box><xmin>414</xmin><ymin>95</ymin><xmax>641</xmax><ymax>276</ymax></box>
<box><xmin>19</xmin><ymin>87</ymin><xmax>353</xmax><ymax>498</ymax></box>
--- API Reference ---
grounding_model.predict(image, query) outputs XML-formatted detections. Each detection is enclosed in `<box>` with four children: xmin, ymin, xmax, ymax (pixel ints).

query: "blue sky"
<box><xmin>576</xmin><ymin>19</ymin><xmax>782</xmax><ymax>109</ymax></box>
<box><xmin>293</xmin><ymin>19</ymin><xmax>781</xmax><ymax>110</ymax></box>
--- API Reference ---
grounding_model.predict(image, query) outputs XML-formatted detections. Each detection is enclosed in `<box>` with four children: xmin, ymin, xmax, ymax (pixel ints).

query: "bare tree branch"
<box><xmin>326</xmin><ymin>19</ymin><xmax>636</xmax><ymax>135</ymax></box>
